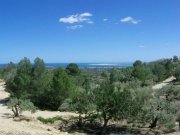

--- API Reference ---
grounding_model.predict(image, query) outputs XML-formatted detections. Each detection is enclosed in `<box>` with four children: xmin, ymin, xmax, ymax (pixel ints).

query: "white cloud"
<box><xmin>66</xmin><ymin>25</ymin><xmax>83</xmax><ymax>30</ymax></box>
<box><xmin>121</xmin><ymin>16</ymin><xmax>141</xmax><ymax>24</ymax></box>
<box><xmin>138</xmin><ymin>45</ymin><xmax>145</xmax><ymax>48</ymax></box>
<box><xmin>80</xmin><ymin>12</ymin><xmax>92</xmax><ymax>17</ymax></box>
<box><xmin>59</xmin><ymin>15</ymin><xmax>78</xmax><ymax>24</ymax></box>
<box><xmin>59</xmin><ymin>12</ymin><xmax>93</xmax><ymax>24</ymax></box>
<box><xmin>103</xmin><ymin>19</ymin><xmax>108</xmax><ymax>22</ymax></box>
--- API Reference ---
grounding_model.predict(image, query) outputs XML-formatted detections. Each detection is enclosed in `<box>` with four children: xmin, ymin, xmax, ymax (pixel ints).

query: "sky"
<box><xmin>0</xmin><ymin>0</ymin><xmax>180</xmax><ymax>63</ymax></box>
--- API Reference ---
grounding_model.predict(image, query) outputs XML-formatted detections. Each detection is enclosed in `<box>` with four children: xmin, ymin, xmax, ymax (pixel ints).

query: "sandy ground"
<box><xmin>152</xmin><ymin>76</ymin><xmax>176</xmax><ymax>90</ymax></box>
<box><xmin>0</xmin><ymin>80</ymin><xmax>79</xmax><ymax>135</ymax></box>
<box><xmin>167</xmin><ymin>133</ymin><xmax>180</xmax><ymax>135</ymax></box>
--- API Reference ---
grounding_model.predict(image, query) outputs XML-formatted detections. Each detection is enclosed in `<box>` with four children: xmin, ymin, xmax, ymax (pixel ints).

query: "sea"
<box><xmin>0</xmin><ymin>63</ymin><xmax>133</xmax><ymax>69</ymax></box>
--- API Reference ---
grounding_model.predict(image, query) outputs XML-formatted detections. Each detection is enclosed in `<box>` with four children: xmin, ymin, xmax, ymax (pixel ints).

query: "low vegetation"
<box><xmin>37</xmin><ymin>116</ymin><xmax>65</xmax><ymax>124</ymax></box>
<box><xmin>0</xmin><ymin>55</ymin><xmax>180</xmax><ymax>134</ymax></box>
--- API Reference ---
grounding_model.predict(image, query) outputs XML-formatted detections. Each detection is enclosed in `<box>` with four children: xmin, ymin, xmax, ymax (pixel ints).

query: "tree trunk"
<box><xmin>149</xmin><ymin>117</ymin><xmax>158</xmax><ymax>129</ymax></box>
<box><xmin>12</xmin><ymin>105</ymin><xmax>19</xmax><ymax>117</ymax></box>
<box><xmin>78</xmin><ymin>114</ymin><xmax>83</xmax><ymax>127</ymax></box>
<box><xmin>101</xmin><ymin>118</ymin><xmax>109</xmax><ymax>135</ymax></box>
<box><xmin>179</xmin><ymin>121</ymin><xmax>180</xmax><ymax>131</ymax></box>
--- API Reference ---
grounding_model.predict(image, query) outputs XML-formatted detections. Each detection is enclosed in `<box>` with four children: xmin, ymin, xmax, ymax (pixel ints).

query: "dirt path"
<box><xmin>0</xmin><ymin>80</ymin><xmax>78</xmax><ymax>135</ymax></box>
<box><xmin>152</xmin><ymin>76</ymin><xmax>176</xmax><ymax>90</ymax></box>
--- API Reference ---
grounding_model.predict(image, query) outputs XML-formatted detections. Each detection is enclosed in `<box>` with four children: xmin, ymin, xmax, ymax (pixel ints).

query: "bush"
<box><xmin>66</xmin><ymin>63</ymin><xmax>80</xmax><ymax>76</ymax></box>
<box><xmin>37</xmin><ymin>116</ymin><xmax>65</xmax><ymax>124</ymax></box>
<box><xmin>7</xmin><ymin>98</ymin><xmax>36</xmax><ymax>117</ymax></box>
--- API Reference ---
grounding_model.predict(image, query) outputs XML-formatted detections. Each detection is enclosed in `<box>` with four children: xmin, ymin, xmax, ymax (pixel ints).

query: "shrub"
<box><xmin>37</xmin><ymin>116</ymin><xmax>65</xmax><ymax>124</ymax></box>
<box><xmin>7</xmin><ymin>98</ymin><xmax>36</xmax><ymax>117</ymax></box>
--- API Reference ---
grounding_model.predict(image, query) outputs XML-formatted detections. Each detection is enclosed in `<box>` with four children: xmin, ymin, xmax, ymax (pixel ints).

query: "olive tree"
<box><xmin>138</xmin><ymin>86</ymin><xmax>180</xmax><ymax>133</ymax></box>
<box><xmin>95</xmin><ymin>79</ymin><xmax>135</xmax><ymax>134</ymax></box>
<box><xmin>7</xmin><ymin>98</ymin><xmax>36</xmax><ymax>117</ymax></box>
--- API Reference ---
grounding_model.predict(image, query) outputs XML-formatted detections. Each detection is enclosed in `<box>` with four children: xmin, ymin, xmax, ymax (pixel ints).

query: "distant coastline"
<box><xmin>0</xmin><ymin>63</ymin><xmax>133</xmax><ymax>69</ymax></box>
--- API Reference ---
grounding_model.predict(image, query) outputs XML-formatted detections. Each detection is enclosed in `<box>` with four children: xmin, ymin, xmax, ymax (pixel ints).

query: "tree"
<box><xmin>109</xmin><ymin>68</ymin><xmax>133</xmax><ymax>83</ymax></box>
<box><xmin>138</xmin><ymin>86</ymin><xmax>179</xmax><ymax>133</ymax></box>
<box><xmin>66</xmin><ymin>63</ymin><xmax>80</xmax><ymax>76</ymax></box>
<box><xmin>152</xmin><ymin>63</ymin><xmax>167</xmax><ymax>82</ymax></box>
<box><xmin>132</xmin><ymin>61</ymin><xmax>151</xmax><ymax>84</ymax></box>
<box><xmin>109</xmin><ymin>69</ymin><xmax>119</xmax><ymax>83</ymax></box>
<box><xmin>174</xmin><ymin>65</ymin><xmax>180</xmax><ymax>81</ymax></box>
<box><xmin>5</xmin><ymin>62</ymin><xmax>16</xmax><ymax>72</ymax></box>
<box><xmin>101</xmin><ymin>72</ymin><xmax>108</xmax><ymax>78</ymax></box>
<box><xmin>95</xmin><ymin>79</ymin><xmax>134</xmax><ymax>134</ymax></box>
<box><xmin>173</xmin><ymin>55</ymin><xmax>179</xmax><ymax>62</ymax></box>
<box><xmin>121</xmin><ymin>68</ymin><xmax>133</xmax><ymax>82</ymax></box>
<box><xmin>133</xmin><ymin>60</ymin><xmax>143</xmax><ymax>67</ymax></box>
<box><xmin>69</xmin><ymin>88</ymin><xmax>95</xmax><ymax>126</ymax></box>
<box><xmin>6</xmin><ymin>57</ymin><xmax>32</xmax><ymax>99</ymax></box>
<box><xmin>5</xmin><ymin>58</ymin><xmax>36</xmax><ymax>117</ymax></box>
<box><xmin>60</xmin><ymin>76</ymin><xmax>95</xmax><ymax>125</ymax></box>
<box><xmin>7</xmin><ymin>98</ymin><xmax>36</xmax><ymax>117</ymax></box>
<box><xmin>31</xmin><ymin>58</ymin><xmax>52</xmax><ymax>108</ymax></box>
<box><xmin>32</xmin><ymin>57</ymin><xmax>46</xmax><ymax>79</ymax></box>
<box><xmin>165</xmin><ymin>59</ymin><xmax>174</xmax><ymax>76</ymax></box>
<box><xmin>50</xmin><ymin>68</ymin><xmax>73</xmax><ymax>110</ymax></box>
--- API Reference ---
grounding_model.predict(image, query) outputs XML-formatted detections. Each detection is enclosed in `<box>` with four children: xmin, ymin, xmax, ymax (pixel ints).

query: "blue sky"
<box><xmin>0</xmin><ymin>0</ymin><xmax>180</xmax><ymax>63</ymax></box>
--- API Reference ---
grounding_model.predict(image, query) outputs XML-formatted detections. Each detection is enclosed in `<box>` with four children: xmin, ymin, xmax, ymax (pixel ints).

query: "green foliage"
<box><xmin>173</xmin><ymin>55</ymin><xmax>179</xmax><ymax>62</ymax></box>
<box><xmin>176</xmin><ymin>112</ymin><xmax>180</xmax><ymax>122</ymax></box>
<box><xmin>4</xmin><ymin>56</ymin><xmax>180</xmax><ymax>134</ymax></box>
<box><xmin>37</xmin><ymin>116</ymin><xmax>65</xmax><ymax>124</ymax></box>
<box><xmin>152</xmin><ymin>63</ymin><xmax>167</xmax><ymax>82</ymax></box>
<box><xmin>69</xmin><ymin>89</ymin><xmax>94</xmax><ymax>114</ymax></box>
<box><xmin>66</xmin><ymin>63</ymin><xmax>80</xmax><ymax>76</ymax></box>
<box><xmin>109</xmin><ymin>68</ymin><xmax>133</xmax><ymax>83</ymax></box>
<box><xmin>133</xmin><ymin>66</ymin><xmax>150</xmax><ymax>82</ymax></box>
<box><xmin>101</xmin><ymin>72</ymin><xmax>108</xmax><ymax>78</ymax></box>
<box><xmin>128</xmin><ymin>87</ymin><xmax>153</xmax><ymax>124</ymax></box>
<box><xmin>132</xmin><ymin>61</ymin><xmax>152</xmax><ymax>84</ymax></box>
<box><xmin>7</xmin><ymin>98</ymin><xmax>36</xmax><ymax>117</ymax></box>
<box><xmin>49</xmin><ymin>68</ymin><xmax>73</xmax><ymax>110</ymax></box>
<box><xmin>110</xmin><ymin>69</ymin><xmax>120</xmax><ymax>83</ymax></box>
<box><xmin>30</xmin><ymin>58</ymin><xmax>52</xmax><ymax>109</ymax></box>
<box><xmin>121</xmin><ymin>68</ymin><xmax>133</xmax><ymax>82</ymax></box>
<box><xmin>6</xmin><ymin>58</ymin><xmax>74</xmax><ymax>111</ymax></box>
<box><xmin>70</xmin><ymin>74</ymin><xmax>89</xmax><ymax>88</ymax></box>
<box><xmin>95</xmin><ymin>80</ymin><xmax>117</xmax><ymax>121</ymax></box>
<box><xmin>5</xmin><ymin>62</ymin><xmax>16</xmax><ymax>72</ymax></box>
<box><xmin>137</xmin><ymin>86</ymin><xmax>180</xmax><ymax>131</ymax></box>
<box><xmin>60</xmin><ymin>77</ymin><xmax>95</xmax><ymax>125</ymax></box>
<box><xmin>32</xmin><ymin>57</ymin><xmax>46</xmax><ymax>78</ymax></box>
<box><xmin>148</xmin><ymin>59</ymin><xmax>174</xmax><ymax>82</ymax></box>
<box><xmin>0</xmin><ymin>62</ymin><xmax>16</xmax><ymax>80</ymax></box>
<box><xmin>174</xmin><ymin>65</ymin><xmax>180</xmax><ymax>81</ymax></box>
<box><xmin>94</xmin><ymin>79</ymin><xmax>137</xmax><ymax>132</ymax></box>
<box><xmin>6</xmin><ymin>57</ymin><xmax>32</xmax><ymax>99</ymax></box>
<box><xmin>133</xmin><ymin>60</ymin><xmax>143</xmax><ymax>67</ymax></box>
